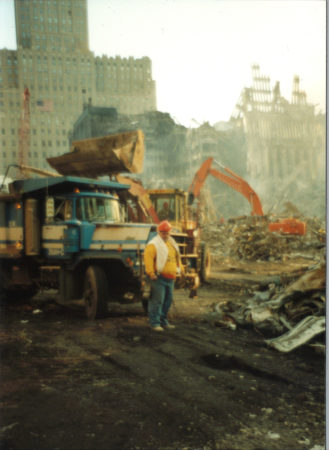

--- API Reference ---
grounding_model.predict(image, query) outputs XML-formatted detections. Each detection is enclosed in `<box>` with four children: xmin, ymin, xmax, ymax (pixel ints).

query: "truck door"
<box><xmin>43</xmin><ymin>198</ymin><xmax>80</xmax><ymax>257</ymax></box>
<box><xmin>76</xmin><ymin>197</ymin><xmax>96</xmax><ymax>250</ymax></box>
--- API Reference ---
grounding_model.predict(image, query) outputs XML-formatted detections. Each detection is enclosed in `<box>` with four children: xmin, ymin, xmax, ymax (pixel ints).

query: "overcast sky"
<box><xmin>0</xmin><ymin>0</ymin><xmax>326</xmax><ymax>127</ymax></box>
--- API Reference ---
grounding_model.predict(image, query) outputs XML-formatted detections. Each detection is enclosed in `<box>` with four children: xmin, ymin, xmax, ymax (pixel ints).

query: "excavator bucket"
<box><xmin>47</xmin><ymin>130</ymin><xmax>145</xmax><ymax>177</ymax></box>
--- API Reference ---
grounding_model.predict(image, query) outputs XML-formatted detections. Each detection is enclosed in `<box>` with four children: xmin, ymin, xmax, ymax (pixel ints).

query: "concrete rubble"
<box><xmin>201</xmin><ymin>215</ymin><xmax>325</xmax><ymax>262</ymax></box>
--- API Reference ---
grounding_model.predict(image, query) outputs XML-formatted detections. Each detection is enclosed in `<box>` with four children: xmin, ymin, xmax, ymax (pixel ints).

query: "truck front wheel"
<box><xmin>83</xmin><ymin>265</ymin><xmax>109</xmax><ymax>320</ymax></box>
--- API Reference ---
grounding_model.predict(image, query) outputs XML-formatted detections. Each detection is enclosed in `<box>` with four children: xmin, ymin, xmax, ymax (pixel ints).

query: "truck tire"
<box><xmin>200</xmin><ymin>242</ymin><xmax>211</xmax><ymax>283</ymax></box>
<box><xmin>83</xmin><ymin>265</ymin><xmax>109</xmax><ymax>320</ymax></box>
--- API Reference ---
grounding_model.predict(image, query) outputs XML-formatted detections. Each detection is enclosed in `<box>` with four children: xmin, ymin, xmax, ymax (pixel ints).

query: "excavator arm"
<box><xmin>188</xmin><ymin>157</ymin><xmax>264</xmax><ymax>216</ymax></box>
<box><xmin>208</xmin><ymin>167</ymin><xmax>264</xmax><ymax>216</ymax></box>
<box><xmin>116</xmin><ymin>174</ymin><xmax>160</xmax><ymax>223</ymax></box>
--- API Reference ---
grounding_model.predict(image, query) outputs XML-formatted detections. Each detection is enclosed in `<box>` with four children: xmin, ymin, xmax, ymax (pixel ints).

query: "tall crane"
<box><xmin>17</xmin><ymin>87</ymin><xmax>30</xmax><ymax>178</ymax></box>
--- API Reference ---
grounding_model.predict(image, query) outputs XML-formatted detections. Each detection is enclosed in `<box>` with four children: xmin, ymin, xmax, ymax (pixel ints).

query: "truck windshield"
<box><xmin>77</xmin><ymin>197</ymin><xmax>121</xmax><ymax>223</ymax></box>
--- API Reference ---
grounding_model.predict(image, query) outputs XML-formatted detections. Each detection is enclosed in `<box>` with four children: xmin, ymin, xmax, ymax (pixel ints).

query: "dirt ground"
<box><xmin>0</xmin><ymin>257</ymin><xmax>325</xmax><ymax>450</ymax></box>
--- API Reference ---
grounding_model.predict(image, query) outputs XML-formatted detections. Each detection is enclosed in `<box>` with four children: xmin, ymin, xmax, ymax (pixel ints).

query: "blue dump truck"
<box><xmin>0</xmin><ymin>175</ymin><xmax>155</xmax><ymax>319</ymax></box>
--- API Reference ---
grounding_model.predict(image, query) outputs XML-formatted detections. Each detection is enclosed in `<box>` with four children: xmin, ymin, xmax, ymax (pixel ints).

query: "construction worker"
<box><xmin>144</xmin><ymin>220</ymin><xmax>184</xmax><ymax>331</ymax></box>
<box><xmin>158</xmin><ymin>201</ymin><xmax>174</xmax><ymax>221</ymax></box>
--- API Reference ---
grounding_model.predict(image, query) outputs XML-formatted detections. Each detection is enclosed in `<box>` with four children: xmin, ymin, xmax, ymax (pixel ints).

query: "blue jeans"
<box><xmin>148</xmin><ymin>276</ymin><xmax>174</xmax><ymax>327</ymax></box>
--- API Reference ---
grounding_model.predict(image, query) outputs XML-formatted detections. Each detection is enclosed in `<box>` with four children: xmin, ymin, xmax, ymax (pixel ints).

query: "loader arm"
<box><xmin>188</xmin><ymin>157</ymin><xmax>264</xmax><ymax>216</ymax></box>
<box><xmin>116</xmin><ymin>175</ymin><xmax>160</xmax><ymax>223</ymax></box>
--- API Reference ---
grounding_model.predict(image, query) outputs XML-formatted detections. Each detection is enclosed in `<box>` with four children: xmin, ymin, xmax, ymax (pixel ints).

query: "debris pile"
<box><xmin>303</xmin><ymin>216</ymin><xmax>326</xmax><ymax>244</ymax></box>
<box><xmin>201</xmin><ymin>216</ymin><xmax>326</xmax><ymax>262</ymax></box>
<box><xmin>230</xmin><ymin>221</ymin><xmax>289</xmax><ymax>261</ymax></box>
<box><xmin>209</xmin><ymin>263</ymin><xmax>326</xmax><ymax>352</ymax></box>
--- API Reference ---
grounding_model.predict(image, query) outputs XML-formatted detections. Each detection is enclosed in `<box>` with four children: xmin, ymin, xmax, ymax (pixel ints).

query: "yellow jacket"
<box><xmin>144</xmin><ymin>238</ymin><xmax>183</xmax><ymax>279</ymax></box>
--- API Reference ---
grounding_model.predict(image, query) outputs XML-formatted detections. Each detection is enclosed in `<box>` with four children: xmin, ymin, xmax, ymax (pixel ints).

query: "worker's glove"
<box><xmin>176</xmin><ymin>267</ymin><xmax>181</xmax><ymax>276</ymax></box>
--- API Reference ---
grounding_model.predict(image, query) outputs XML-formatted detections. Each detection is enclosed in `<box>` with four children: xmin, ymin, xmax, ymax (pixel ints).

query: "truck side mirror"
<box><xmin>45</xmin><ymin>197</ymin><xmax>54</xmax><ymax>223</ymax></box>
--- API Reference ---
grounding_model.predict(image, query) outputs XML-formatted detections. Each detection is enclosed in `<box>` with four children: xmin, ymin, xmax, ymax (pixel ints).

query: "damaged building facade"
<box><xmin>232</xmin><ymin>65</ymin><xmax>326</xmax><ymax>218</ymax></box>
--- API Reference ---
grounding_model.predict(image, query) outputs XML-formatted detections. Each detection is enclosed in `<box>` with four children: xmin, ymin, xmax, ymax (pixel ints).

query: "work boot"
<box><xmin>151</xmin><ymin>326</ymin><xmax>164</xmax><ymax>332</ymax></box>
<box><xmin>163</xmin><ymin>324</ymin><xmax>175</xmax><ymax>330</ymax></box>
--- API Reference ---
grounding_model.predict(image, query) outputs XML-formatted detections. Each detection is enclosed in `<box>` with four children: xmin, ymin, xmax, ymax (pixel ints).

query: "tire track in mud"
<box><xmin>63</xmin><ymin>320</ymin><xmax>323</xmax><ymax>396</ymax></box>
<box><xmin>58</xmin><ymin>323</ymin><xmax>286</xmax><ymax>425</ymax></box>
<box><xmin>49</xmin><ymin>325</ymin><xmax>229</xmax><ymax>446</ymax></box>
<box><xmin>61</xmin><ymin>320</ymin><xmax>325</xmax><ymax>449</ymax></box>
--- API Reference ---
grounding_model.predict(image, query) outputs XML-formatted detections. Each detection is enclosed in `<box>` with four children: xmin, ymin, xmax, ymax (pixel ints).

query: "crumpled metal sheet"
<box><xmin>47</xmin><ymin>130</ymin><xmax>145</xmax><ymax>177</ymax></box>
<box><xmin>211</xmin><ymin>262</ymin><xmax>326</xmax><ymax>350</ymax></box>
<box><xmin>267</xmin><ymin>263</ymin><xmax>326</xmax><ymax>310</ymax></box>
<box><xmin>265</xmin><ymin>315</ymin><xmax>326</xmax><ymax>352</ymax></box>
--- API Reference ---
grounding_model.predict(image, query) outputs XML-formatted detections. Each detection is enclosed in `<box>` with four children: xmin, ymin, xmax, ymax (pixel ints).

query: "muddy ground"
<box><xmin>0</xmin><ymin>257</ymin><xmax>325</xmax><ymax>450</ymax></box>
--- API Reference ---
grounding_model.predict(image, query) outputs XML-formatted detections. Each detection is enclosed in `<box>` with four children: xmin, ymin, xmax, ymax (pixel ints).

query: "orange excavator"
<box><xmin>187</xmin><ymin>157</ymin><xmax>306</xmax><ymax>235</ymax></box>
<box><xmin>188</xmin><ymin>157</ymin><xmax>264</xmax><ymax>216</ymax></box>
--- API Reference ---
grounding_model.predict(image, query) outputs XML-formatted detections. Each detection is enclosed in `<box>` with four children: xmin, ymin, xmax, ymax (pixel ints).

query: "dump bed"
<box><xmin>47</xmin><ymin>130</ymin><xmax>144</xmax><ymax>177</ymax></box>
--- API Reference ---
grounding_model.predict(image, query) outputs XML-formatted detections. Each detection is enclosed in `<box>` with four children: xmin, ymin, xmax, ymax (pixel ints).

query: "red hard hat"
<box><xmin>158</xmin><ymin>220</ymin><xmax>171</xmax><ymax>232</ymax></box>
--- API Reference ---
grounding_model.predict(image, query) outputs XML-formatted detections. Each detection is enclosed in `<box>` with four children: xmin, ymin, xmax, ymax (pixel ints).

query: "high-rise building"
<box><xmin>14</xmin><ymin>0</ymin><xmax>89</xmax><ymax>52</ymax></box>
<box><xmin>0</xmin><ymin>0</ymin><xmax>157</xmax><ymax>175</ymax></box>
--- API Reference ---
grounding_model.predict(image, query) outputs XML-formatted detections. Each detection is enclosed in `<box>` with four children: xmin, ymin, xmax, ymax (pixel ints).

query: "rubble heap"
<box><xmin>201</xmin><ymin>216</ymin><xmax>326</xmax><ymax>262</ymax></box>
<box><xmin>231</xmin><ymin>221</ymin><xmax>288</xmax><ymax>261</ymax></box>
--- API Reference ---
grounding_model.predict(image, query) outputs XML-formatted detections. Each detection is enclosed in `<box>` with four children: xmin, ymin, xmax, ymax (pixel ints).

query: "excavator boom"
<box><xmin>208</xmin><ymin>168</ymin><xmax>264</xmax><ymax>215</ymax></box>
<box><xmin>188</xmin><ymin>157</ymin><xmax>264</xmax><ymax>216</ymax></box>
